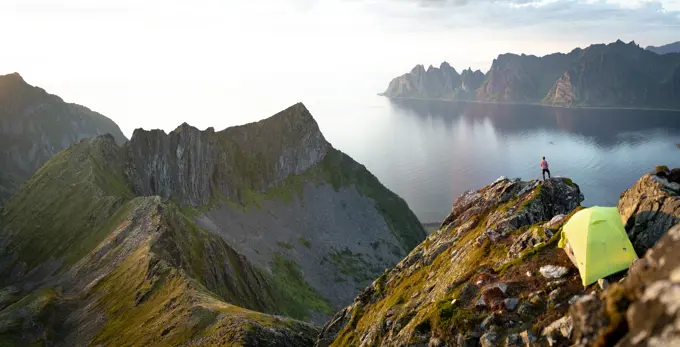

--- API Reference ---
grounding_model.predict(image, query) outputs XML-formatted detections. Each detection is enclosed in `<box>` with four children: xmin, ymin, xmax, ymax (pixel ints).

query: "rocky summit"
<box><xmin>0</xmin><ymin>73</ymin><xmax>126</xmax><ymax>206</ymax></box>
<box><xmin>0</xmin><ymin>103</ymin><xmax>425</xmax><ymax>346</ymax></box>
<box><xmin>316</xmin><ymin>167</ymin><xmax>680</xmax><ymax>347</ymax></box>
<box><xmin>381</xmin><ymin>63</ymin><xmax>485</xmax><ymax>101</ymax></box>
<box><xmin>317</xmin><ymin>177</ymin><xmax>585</xmax><ymax>346</ymax></box>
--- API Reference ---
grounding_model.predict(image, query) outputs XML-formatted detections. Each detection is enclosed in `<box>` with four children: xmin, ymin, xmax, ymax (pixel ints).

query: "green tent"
<box><xmin>558</xmin><ymin>207</ymin><xmax>638</xmax><ymax>286</ymax></box>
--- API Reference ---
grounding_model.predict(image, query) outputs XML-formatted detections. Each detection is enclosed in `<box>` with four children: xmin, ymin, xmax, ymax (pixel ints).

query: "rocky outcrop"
<box><xmin>381</xmin><ymin>63</ymin><xmax>484</xmax><ymax>100</ymax></box>
<box><xmin>0</xmin><ymin>72</ymin><xmax>126</xmax><ymax>205</ymax></box>
<box><xmin>383</xmin><ymin>40</ymin><xmax>680</xmax><ymax>109</ymax></box>
<box><xmin>316</xmin><ymin>177</ymin><xmax>584</xmax><ymax>346</ymax></box>
<box><xmin>570</xmin><ymin>223</ymin><xmax>680</xmax><ymax>346</ymax></box>
<box><xmin>618</xmin><ymin>169</ymin><xmax>680</xmax><ymax>255</ymax></box>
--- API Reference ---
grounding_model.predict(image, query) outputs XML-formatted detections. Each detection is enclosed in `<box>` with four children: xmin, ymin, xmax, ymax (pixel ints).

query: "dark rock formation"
<box><xmin>381</xmin><ymin>63</ymin><xmax>485</xmax><ymax>100</ymax></box>
<box><xmin>618</xmin><ymin>171</ymin><xmax>680</xmax><ymax>255</ymax></box>
<box><xmin>571</xmin><ymin>223</ymin><xmax>680</xmax><ymax>346</ymax></box>
<box><xmin>0</xmin><ymin>72</ymin><xmax>126</xmax><ymax>205</ymax></box>
<box><xmin>316</xmin><ymin>177</ymin><xmax>584</xmax><ymax>346</ymax></box>
<box><xmin>125</xmin><ymin>103</ymin><xmax>329</xmax><ymax>207</ymax></box>
<box><xmin>542</xmin><ymin>41</ymin><xmax>679</xmax><ymax>108</ymax></box>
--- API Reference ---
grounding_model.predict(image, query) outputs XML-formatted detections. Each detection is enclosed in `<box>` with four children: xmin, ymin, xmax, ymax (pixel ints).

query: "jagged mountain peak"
<box><xmin>411</xmin><ymin>64</ymin><xmax>426</xmax><ymax>74</ymax></box>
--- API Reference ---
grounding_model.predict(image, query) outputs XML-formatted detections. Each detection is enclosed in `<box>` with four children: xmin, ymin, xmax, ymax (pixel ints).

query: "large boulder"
<box><xmin>618</xmin><ymin>172</ymin><xmax>680</xmax><ymax>255</ymax></box>
<box><xmin>570</xmin><ymin>224</ymin><xmax>680</xmax><ymax>346</ymax></box>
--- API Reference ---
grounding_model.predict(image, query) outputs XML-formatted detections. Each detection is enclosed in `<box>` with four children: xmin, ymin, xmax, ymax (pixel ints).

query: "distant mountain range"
<box><xmin>646</xmin><ymin>41</ymin><xmax>680</xmax><ymax>55</ymax></box>
<box><xmin>382</xmin><ymin>40</ymin><xmax>680</xmax><ymax>110</ymax></box>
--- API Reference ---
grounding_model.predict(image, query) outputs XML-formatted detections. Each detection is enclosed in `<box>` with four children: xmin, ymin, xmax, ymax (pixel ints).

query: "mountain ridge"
<box><xmin>646</xmin><ymin>41</ymin><xmax>680</xmax><ymax>55</ymax></box>
<box><xmin>0</xmin><ymin>101</ymin><xmax>426</xmax><ymax>345</ymax></box>
<box><xmin>382</xmin><ymin>40</ymin><xmax>680</xmax><ymax>110</ymax></box>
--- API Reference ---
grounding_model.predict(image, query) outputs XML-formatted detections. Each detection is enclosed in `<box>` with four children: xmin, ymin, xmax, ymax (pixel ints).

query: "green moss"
<box><xmin>298</xmin><ymin>237</ymin><xmax>312</xmax><ymax>249</ymax></box>
<box><xmin>328</xmin><ymin>248</ymin><xmax>381</xmax><ymax>282</ymax></box>
<box><xmin>593</xmin><ymin>284</ymin><xmax>633</xmax><ymax>347</ymax></box>
<box><xmin>655</xmin><ymin>165</ymin><xmax>670</xmax><ymax>172</ymax></box>
<box><xmin>520</xmin><ymin>184</ymin><xmax>544</xmax><ymax>210</ymax></box>
<box><xmin>431</xmin><ymin>300</ymin><xmax>483</xmax><ymax>333</ymax></box>
<box><xmin>375</xmin><ymin>271</ymin><xmax>389</xmax><ymax>295</ymax></box>
<box><xmin>0</xmin><ymin>138</ymin><xmax>134</xmax><ymax>272</ymax></box>
<box><xmin>562</xmin><ymin>178</ymin><xmax>576</xmax><ymax>187</ymax></box>
<box><xmin>269</xmin><ymin>253</ymin><xmax>333</xmax><ymax>319</ymax></box>
<box><xmin>277</xmin><ymin>242</ymin><xmax>295</xmax><ymax>250</ymax></box>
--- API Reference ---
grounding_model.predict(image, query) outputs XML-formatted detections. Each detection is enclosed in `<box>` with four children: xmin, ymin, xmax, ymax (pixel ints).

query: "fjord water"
<box><xmin>311</xmin><ymin>97</ymin><xmax>680</xmax><ymax>224</ymax></box>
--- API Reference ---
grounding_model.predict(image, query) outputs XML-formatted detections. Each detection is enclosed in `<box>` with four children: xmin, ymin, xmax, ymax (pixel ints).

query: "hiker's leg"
<box><xmin>547</xmin><ymin>169</ymin><xmax>551</xmax><ymax>178</ymax></box>
<box><xmin>542</xmin><ymin>170</ymin><xmax>546</xmax><ymax>180</ymax></box>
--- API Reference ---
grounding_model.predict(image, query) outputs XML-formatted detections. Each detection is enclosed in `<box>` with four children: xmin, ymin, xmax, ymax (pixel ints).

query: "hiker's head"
<box><xmin>542</xmin><ymin>156</ymin><xmax>545</xmax><ymax>160</ymax></box>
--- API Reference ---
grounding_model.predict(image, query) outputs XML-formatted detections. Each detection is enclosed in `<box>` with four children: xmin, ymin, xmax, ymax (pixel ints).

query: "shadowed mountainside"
<box><xmin>0</xmin><ymin>73</ymin><xmax>126</xmax><ymax>205</ymax></box>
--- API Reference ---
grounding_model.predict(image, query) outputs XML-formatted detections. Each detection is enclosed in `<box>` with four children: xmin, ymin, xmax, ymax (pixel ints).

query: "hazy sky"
<box><xmin>1</xmin><ymin>0</ymin><xmax>679</xmax><ymax>137</ymax></box>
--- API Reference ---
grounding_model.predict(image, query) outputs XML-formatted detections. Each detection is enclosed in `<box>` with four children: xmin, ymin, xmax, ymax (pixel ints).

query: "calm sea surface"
<box><xmin>309</xmin><ymin>96</ymin><xmax>680</xmax><ymax>224</ymax></box>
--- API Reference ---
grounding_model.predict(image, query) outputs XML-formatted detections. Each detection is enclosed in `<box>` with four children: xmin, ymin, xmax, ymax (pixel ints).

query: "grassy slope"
<box><xmin>329</xmin><ymin>179</ymin><xmax>589</xmax><ymax>346</ymax></box>
<box><xmin>0</xmin><ymin>135</ymin><xmax>320</xmax><ymax>345</ymax></box>
<box><xmin>0</xmin><ymin>135</ymin><xmax>134</xmax><ymax>275</ymax></box>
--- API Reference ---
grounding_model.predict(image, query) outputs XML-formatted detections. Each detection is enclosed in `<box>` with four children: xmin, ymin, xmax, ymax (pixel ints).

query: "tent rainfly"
<box><xmin>558</xmin><ymin>207</ymin><xmax>638</xmax><ymax>286</ymax></box>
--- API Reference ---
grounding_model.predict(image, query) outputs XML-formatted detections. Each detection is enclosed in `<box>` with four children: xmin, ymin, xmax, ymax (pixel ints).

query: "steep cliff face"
<box><xmin>124</xmin><ymin>103</ymin><xmax>329</xmax><ymax>207</ymax></box>
<box><xmin>478</xmin><ymin>52</ymin><xmax>573</xmax><ymax>102</ymax></box>
<box><xmin>381</xmin><ymin>63</ymin><xmax>484</xmax><ymax>100</ymax></box>
<box><xmin>0</xmin><ymin>73</ymin><xmax>127</xmax><ymax>205</ymax></box>
<box><xmin>317</xmin><ymin>177</ymin><xmax>584</xmax><ymax>346</ymax></box>
<box><xmin>542</xmin><ymin>41</ymin><xmax>679</xmax><ymax>108</ymax></box>
<box><xmin>383</xmin><ymin>40</ymin><xmax>680</xmax><ymax>109</ymax></box>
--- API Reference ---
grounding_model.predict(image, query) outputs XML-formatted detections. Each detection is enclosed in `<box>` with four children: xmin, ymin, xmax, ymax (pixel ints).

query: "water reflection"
<box><xmin>371</xmin><ymin>98</ymin><xmax>680</xmax><ymax>223</ymax></box>
<box><xmin>388</xmin><ymin>99</ymin><xmax>680</xmax><ymax>148</ymax></box>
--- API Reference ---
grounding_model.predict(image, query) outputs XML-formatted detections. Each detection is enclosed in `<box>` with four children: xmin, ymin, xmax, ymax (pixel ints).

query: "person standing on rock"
<box><xmin>541</xmin><ymin>157</ymin><xmax>551</xmax><ymax>181</ymax></box>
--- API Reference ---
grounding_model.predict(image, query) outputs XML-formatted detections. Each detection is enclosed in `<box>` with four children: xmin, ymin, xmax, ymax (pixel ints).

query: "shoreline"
<box><xmin>377</xmin><ymin>94</ymin><xmax>680</xmax><ymax>113</ymax></box>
